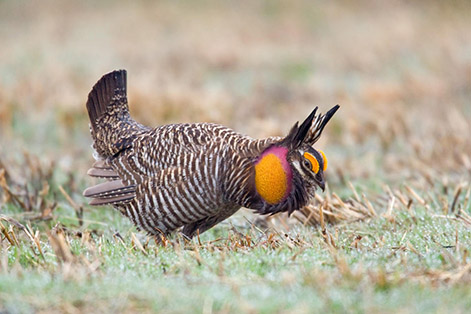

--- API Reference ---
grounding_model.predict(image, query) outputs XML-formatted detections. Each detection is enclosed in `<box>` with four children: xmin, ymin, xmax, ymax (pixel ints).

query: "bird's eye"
<box><xmin>303</xmin><ymin>159</ymin><xmax>311</xmax><ymax>169</ymax></box>
<box><xmin>303</xmin><ymin>152</ymin><xmax>319</xmax><ymax>174</ymax></box>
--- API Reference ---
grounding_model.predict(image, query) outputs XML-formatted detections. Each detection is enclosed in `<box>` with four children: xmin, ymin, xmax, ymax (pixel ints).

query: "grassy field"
<box><xmin>1</xmin><ymin>0</ymin><xmax>471</xmax><ymax>313</ymax></box>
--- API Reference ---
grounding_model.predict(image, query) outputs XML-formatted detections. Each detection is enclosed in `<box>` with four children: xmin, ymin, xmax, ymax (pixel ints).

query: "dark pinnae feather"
<box><xmin>293</xmin><ymin>107</ymin><xmax>318</xmax><ymax>147</ymax></box>
<box><xmin>317</xmin><ymin>105</ymin><xmax>339</xmax><ymax>135</ymax></box>
<box><xmin>283</xmin><ymin>107</ymin><xmax>318</xmax><ymax>148</ymax></box>
<box><xmin>284</xmin><ymin>122</ymin><xmax>299</xmax><ymax>144</ymax></box>
<box><xmin>305</xmin><ymin>105</ymin><xmax>340</xmax><ymax>145</ymax></box>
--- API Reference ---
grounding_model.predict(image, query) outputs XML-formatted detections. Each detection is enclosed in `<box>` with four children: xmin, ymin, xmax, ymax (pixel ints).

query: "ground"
<box><xmin>1</xmin><ymin>0</ymin><xmax>471</xmax><ymax>313</ymax></box>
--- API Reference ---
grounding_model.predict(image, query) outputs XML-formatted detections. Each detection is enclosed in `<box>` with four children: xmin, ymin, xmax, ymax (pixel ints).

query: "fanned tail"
<box><xmin>87</xmin><ymin>69</ymin><xmax>128</xmax><ymax>133</ymax></box>
<box><xmin>86</xmin><ymin>69</ymin><xmax>149</xmax><ymax>158</ymax></box>
<box><xmin>84</xmin><ymin>69</ymin><xmax>146</xmax><ymax>206</ymax></box>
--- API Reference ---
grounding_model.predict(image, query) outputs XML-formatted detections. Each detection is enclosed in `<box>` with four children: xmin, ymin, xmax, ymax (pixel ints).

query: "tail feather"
<box><xmin>87</xmin><ymin>167</ymin><xmax>120</xmax><ymax>178</ymax></box>
<box><xmin>85</xmin><ymin>69</ymin><xmax>150</xmax><ymax>158</ymax></box>
<box><xmin>83</xmin><ymin>179</ymin><xmax>136</xmax><ymax>206</ymax></box>
<box><xmin>86</xmin><ymin>159</ymin><xmax>120</xmax><ymax>178</ymax></box>
<box><xmin>86</xmin><ymin>69</ymin><xmax>128</xmax><ymax>134</ymax></box>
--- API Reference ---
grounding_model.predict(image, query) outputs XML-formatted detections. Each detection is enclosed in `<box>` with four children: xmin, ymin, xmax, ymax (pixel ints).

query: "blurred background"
<box><xmin>0</xmin><ymin>0</ymin><xmax>470</xmax><ymax>208</ymax></box>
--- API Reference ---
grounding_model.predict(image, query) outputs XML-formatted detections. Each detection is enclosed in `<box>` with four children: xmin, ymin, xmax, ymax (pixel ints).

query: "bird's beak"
<box><xmin>319</xmin><ymin>180</ymin><xmax>325</xmax><ymax>192</ymax></box>
<box><xmin>316</xmin><ymin>172</ymin><xmax>326</xmax><ymax>192</ymax></box>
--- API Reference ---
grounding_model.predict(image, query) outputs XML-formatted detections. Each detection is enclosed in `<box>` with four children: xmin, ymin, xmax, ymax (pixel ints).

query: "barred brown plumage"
<box><xmin>83</xmin><ymin>70</ymin><xmax>339</xmax><ymax>238</ymax></box>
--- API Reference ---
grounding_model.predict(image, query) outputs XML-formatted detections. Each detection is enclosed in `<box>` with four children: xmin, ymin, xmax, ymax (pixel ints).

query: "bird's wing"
<box><xmin>84</xmin><ymin>134</ymin><xmax>227</xmax><ymax>210</ymax></box>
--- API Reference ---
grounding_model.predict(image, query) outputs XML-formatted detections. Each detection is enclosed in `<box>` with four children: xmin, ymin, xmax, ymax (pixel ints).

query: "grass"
<box><xmin>1</xmin><ymin>157</ymin><xmax>470</xmax><ymax>313</ymax></box>
<box><xmin>2</xmin><ymin>213</ymin><xmax>470</xmax><ymax>313</ymax></box>
<box><xmin>1</xmin><ymin>0</ymin><xmax>471</xmax><ymax>313</ymax></box>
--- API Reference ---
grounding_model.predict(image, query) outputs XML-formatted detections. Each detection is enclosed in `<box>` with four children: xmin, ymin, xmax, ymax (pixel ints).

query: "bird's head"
<box><xmin>289</xmin><ymin>144</ymin><xmax>327</xmax><ymax>192</ymax></box>
<box><xmin>252</xmin><ymin>105</ymin><xmax>339</xmax><ymax>215</ymax></box>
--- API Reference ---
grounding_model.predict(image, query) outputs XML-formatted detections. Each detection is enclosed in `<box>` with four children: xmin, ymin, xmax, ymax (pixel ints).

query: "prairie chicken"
<box><xmin>83</xmin><ymin>70</ymin><xmax>339</xmax><ymax>238</ymax></box>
